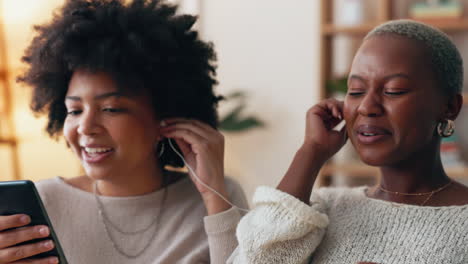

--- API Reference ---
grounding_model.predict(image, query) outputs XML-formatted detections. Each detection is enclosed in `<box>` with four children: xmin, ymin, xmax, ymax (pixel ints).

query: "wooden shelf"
<box><xmin>0</xmin><ymin>138</ymin><xmax>16</xmax><ymax>145</ymax></box>
<box><xmin>0</xmin><ymin>4</ymin><xmax>20</xmax><ymax>180</ymax></box>
<box><xmin>322</xmin><ymin>163</ymin><xmax>468</xmax><ymax>179</ymax></box>
<box><xmin>322</xmin><ymin>19</ymin><xmax>468</xmax><ymax>36</ymax></box>
<box><xmin>322</xmin><ymin>22</ymin><xmax>378</xmax><ymax>36</ymax></box>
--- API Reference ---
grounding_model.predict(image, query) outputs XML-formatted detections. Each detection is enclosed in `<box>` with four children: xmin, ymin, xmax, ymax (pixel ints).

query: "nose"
<box><xmin>77</xmin><ymin>110</ymin><xmax>101</xmax><ymax>136</ymax></box>
<box><xmin>357</xmin><ymin>91</ymin><xmax>384</xmax><ymax>117</ymax></box>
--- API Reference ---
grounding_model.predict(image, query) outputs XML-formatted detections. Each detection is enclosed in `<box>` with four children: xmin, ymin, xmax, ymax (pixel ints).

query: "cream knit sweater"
<box><xmin>228</xmin><ymin>186</ymin><xmax>468</xmax><ymax>264</ymax></box>
<box><xmin>36</xmin><ymin>176</ymin><xmax>247</xmax><ymax>264</ymax></box>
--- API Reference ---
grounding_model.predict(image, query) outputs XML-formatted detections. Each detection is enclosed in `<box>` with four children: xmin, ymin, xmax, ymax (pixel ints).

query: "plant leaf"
<box><xmin>219</xmin><ymin>104</ymin><xmax>245</xmax><ymax>125</ymax></box>
<box><xmin>220</xmin><ymin>117</ymin><xmax>265</xmax><ymax>132</ymax></box>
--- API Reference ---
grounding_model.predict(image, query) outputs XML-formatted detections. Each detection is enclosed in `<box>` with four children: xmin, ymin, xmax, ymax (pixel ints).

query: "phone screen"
<box><xmin>0</xmin><ymin>180</ymin><xmax>68</xmax><ymax>263</ymax></box>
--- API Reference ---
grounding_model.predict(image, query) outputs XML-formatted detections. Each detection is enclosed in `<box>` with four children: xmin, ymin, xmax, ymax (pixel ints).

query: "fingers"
<box><xmin>160</xmin><ymin>118</ymin><xmax>225</xmax><ymax>196</ymax></box>
<box><xmin>0</xmin><ymin>225</ymin><xmax>50</xmax><ymax>249</ymax></box>
<box><xmin>315</xmin><ymin>98</ymin><xmax>344</xmax><ymax>120</ymax></box>
<box><xmin>0</xmin><ymin>215</ymin><xmax>30</xmax><ymax>232</ymax></box>
<box><xmin>162</xmin><ymin>118</ymin><xmax>215</xmax><ymax>131</ymax></box>
<box><xmin>160</xmin><ymin>118</ymin><xmax>224</xmax><ymax>153</ymax></box>
<box><xmin>162</xmin><ymin>127</ymin><xmax>211</xmax><ymax>155</ymax></box>
<box><xmin>171</xmin><ymin>138</ymin><xmax>189</xmax><ymax>154</ymax></box>
<box><xmin>0</xmin><ymin>240</ymin><xmax>55</xmax><ymax>263</ymax></box>
<box><xmin>0</xmin><ymin>216</ymin><xmax>55</xmax><ymax>263</ymax></box>
<box><xmin>308</xmin><ymin>99</ymin><xmax>345</xmax><ymax>130</ymax></box>
<box><xmin>161</xmin><ymin>118</ymin><xmax>217</xmax><ymax>139</ymax></box>
<box><xmin>13</xmin><ymin>255</ymin><xmax>59</xmax><ymax>264</ymax></box>
<box><xmin>332</xmin><ymin>123</ymin><xmax>348</xmax><ymax>146</ymax></box>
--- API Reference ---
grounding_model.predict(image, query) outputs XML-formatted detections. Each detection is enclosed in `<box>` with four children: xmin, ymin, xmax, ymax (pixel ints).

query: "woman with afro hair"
<box><xmin>0</xmin><ymin>0</ymin><xmax>248</xmax><ymax>263</ymax></box>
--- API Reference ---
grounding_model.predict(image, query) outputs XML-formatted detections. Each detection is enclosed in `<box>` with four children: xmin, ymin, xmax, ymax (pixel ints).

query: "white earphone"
<box><xmin>161</xmin><ymin>138</ymin><xmax>249</xmax><ymax>213</ymax></box>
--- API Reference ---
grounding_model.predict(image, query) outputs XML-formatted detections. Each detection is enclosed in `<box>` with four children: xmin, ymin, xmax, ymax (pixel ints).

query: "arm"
<box><xmin>160</xmin><ymin>118</ymin><xmax>247</xmax><ymax>263</ymax></box>
<box><xmin>204</xmin><ymin>179</ymin><xmax>248</xmax><ymax>264</ymax></box>
<box><xmin>277</xmin><ymin>145</ymin><xmax>326</xmax><ymax>204</ymax></box>
<box><xmin>228</xmin><ymin>99</ymin><xmax>347</xmax><ymax>264</ymax></box>
<box><xmin>228</xmin><ymin>186</ymin><xmax>329</xmax><ymax>264</ymax></box>
<box><xmin>278</xmin><ymin>98</ymin><xmax>347</xmax><ymax>203</ymax></box>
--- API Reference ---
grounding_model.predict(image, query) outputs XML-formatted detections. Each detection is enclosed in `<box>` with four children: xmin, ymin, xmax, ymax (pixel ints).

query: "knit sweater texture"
<box><xmin>228</xmin><ymin>186</ymin><xmax>468</xmax><ymax>264</ymax></box>
<box><xmin>36</xmin><ymin>176</ymin><xmax>247</xmax><ymax>264</ymax></box>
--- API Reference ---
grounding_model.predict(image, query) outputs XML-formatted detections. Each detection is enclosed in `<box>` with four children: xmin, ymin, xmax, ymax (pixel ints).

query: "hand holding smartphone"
<box><xmin>0</xmin><ymin>180</ymin><xmax>68</xmax><ymax>263</ymax></box>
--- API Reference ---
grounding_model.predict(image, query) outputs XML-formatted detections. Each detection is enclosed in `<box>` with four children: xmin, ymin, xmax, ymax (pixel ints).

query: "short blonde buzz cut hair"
<box><xmin>365</xmin><ymin>19</ymin><xmax>463</xmax><ymax>96</ymax></box>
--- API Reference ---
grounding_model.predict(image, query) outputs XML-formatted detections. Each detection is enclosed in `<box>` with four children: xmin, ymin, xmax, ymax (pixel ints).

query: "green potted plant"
<box><xmin>326</xmin><ymin>77</ymin><xmax>348</xmax><ymax>96</ymax></box>
<box><xmin>219</xmin><ymin>91</ymin><xmax>265</xmax><ymax>132</ymax></box>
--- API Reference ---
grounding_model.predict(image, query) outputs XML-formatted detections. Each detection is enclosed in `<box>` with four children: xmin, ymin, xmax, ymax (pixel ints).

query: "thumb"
<box><xmin>331</xmin><ymin>124</ymin><xmax>348</xmax><ymax>145</ymax></box>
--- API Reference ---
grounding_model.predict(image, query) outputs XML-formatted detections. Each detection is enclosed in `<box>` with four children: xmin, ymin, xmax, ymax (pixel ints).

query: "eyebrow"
<box><xmin>383</xmin><ymin>73</ymin><xmax>410</xmax><ymax>81</ymax></box>
<box><xmin>348</xmin><ymin>73</ymin><xmax>410</xmax><ymax>82</ymax></box>
<box><xmin>65</xmin><ymin>92</ymin><xmax>123</xmax><ymax>101</ymax></box>
<box><xmin>348</xmin><ymin>75</ymin><xmax>366</xmax><ymax>82</ymax></box>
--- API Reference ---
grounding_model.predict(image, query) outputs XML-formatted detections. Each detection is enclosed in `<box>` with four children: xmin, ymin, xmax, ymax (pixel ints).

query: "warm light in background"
<box><xmin>2</xmin><ymin>0</ymin><xmax>48</xmax><ymax>25</ymax></box>
<box><xmin>0</xmin><ymin>0</ymin><xmax>82</xmax><ymax>181</ymax></box>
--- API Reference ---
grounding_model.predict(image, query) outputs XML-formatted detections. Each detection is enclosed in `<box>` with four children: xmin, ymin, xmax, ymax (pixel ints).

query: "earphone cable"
<box><xmin>167</xmin><ymin>139</ymin><xmax>249</xmax><ymax>213</ymax></box>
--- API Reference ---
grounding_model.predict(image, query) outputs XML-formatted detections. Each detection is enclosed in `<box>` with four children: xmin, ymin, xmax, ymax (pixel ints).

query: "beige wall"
<box><xmin>201</xmin><ymin>0</ymin><xmax>321</xmax><ymax>201</ymax></box>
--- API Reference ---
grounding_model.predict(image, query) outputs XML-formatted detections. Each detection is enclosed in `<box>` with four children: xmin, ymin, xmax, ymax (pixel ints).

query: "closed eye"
<box><xmin>385</xmin><ymin>91</ymin><xmax>407</xmax><ymax>96</ymax></box>
<box><xmin>103</xmin><ymin>108</ymin><xmax>125</xmax><ymax>113</ymax></box>
<box><xmin>67</xmin><ymin>110</ymin><xmax>82</xmax><ymax>116</ymax></box>
<box><xmin>347</xmin><ymin>92</ymin><xmax>364</xmax><ymax>96</ymax></box>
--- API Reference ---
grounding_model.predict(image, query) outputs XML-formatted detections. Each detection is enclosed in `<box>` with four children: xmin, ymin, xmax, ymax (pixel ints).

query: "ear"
<box><xmin>443</xmin><ymin>93</ymin><xmax>463</xmax><ymax>120</ymax></box>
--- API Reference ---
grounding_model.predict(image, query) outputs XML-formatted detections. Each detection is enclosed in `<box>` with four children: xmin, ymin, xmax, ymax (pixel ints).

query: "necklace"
<box><xmin>93</xmin><ymin>181</ymin><xmax>166</xmax><ymax>258</ymax></box>
<box><xmin>378</xmin><ymin>180</ymin><xmax>453</xmax><ymax>206</ymax></box>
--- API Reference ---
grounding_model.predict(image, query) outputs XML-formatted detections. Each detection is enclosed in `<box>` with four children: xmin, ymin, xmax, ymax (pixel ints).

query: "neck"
<box><xmin>93</xmin><ymin>157</ymin><xmax>165</xmax><ymax>197</ymax></box>
<box><xmin>378</xmin><ymin>140</ymin><xmax>450</xmax><ymax>195</ymax></box>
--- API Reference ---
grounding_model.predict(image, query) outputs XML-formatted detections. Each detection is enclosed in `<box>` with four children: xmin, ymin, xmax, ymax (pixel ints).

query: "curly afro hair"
<box><xmin>18</xmin><ymin>0</ymin><xmax>221</xmax><ymax>168</ymax></box>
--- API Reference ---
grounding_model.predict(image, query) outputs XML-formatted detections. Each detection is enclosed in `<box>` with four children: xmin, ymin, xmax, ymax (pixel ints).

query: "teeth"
<box><xmin>362</xmin><ymin>133</ymin><xmax>376</xmax><ymax>136</ymax></box>
<box><xmin>84</xmin><ymin>147</ymin><xmax>112</xmax><ymax>154</ymax></box>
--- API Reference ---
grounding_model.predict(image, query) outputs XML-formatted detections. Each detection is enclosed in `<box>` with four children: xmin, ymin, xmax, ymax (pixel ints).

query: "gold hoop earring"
<box><xmin>437</xmin><ymin>119</ymin><xmax>455</xmax><ymax>137</ymax></box>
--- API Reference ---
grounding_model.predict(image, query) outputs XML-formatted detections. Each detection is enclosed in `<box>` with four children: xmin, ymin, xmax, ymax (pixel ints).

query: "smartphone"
<box><xmin>0</xmin><ymin>180</ymin><xmax>68</xmax><ymax>263</ymax></box>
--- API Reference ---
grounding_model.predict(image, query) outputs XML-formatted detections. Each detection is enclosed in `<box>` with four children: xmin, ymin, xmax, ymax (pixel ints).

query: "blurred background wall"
<box><xmin>201</xmin><ymin>0</ymin><xmax>321</xmax><ymax>201</ymax></box>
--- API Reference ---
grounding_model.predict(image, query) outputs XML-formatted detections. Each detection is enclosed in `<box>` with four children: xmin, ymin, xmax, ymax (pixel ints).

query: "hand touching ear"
<box><xmin>160</xmin><ymin>118</ymin><xmax>230</xmax><ymax>215</ymax></box>
<box><xmin>303</xmin><ymin>98</ymin><xmax>347</xmax><ymax>159</ymax></box>
<box><xmin>277</xmin><ymin>98</ymin><xmax>348</xmax><ymax>203</ymax></box>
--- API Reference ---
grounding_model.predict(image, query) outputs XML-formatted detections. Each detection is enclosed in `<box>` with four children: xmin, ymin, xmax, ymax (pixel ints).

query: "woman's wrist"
<box><xmin>296</xmin><ymin>143</ymin><xmax>329</xmax><ymax>172</ymax></box>
<box><xmin>277</xmin><ymin>145</ymin><xmax>327</xmax><ymax>203</ymax></box>
<box><xmin>299</xmin><ymin>141</ymin><xmax>330</xmax><ymax>164</ymax></box>
<box><xmin>201</xmin><ymin>186</ymin><xmax>232</xmax><ymax>215</ymax></box>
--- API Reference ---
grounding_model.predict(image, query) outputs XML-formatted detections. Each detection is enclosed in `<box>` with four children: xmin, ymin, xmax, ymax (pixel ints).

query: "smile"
<box><xmin>81</xmin><ymin>146</ymin><xmax>114</xmax><ymax>163</ymax></box>
<box><xmin>85</xmin><ymin>147</ymin><xmax>113</xmax><ymax>154</ymax></box>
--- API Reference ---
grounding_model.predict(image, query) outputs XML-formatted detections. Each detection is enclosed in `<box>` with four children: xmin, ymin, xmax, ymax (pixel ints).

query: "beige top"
<box><xmin>36</xmin><ymin>176</ymin><xmax>247</xmax><ymax>264</ymax></box>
